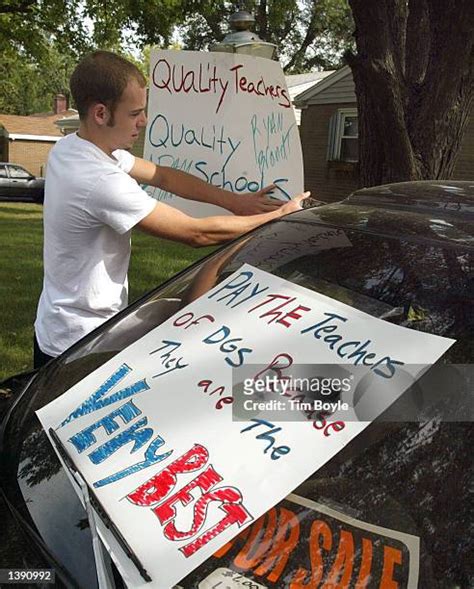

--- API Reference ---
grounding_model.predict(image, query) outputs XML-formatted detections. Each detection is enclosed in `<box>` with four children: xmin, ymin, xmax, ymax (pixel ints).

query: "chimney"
<box><xmin>53</xmin><ymin>94</ymin><xmax>67</xmax><ymax>114</ymax></box>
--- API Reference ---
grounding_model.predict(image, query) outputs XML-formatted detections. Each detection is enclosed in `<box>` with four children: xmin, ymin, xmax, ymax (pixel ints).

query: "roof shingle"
<box><xmin>0</xmin><ymin>110</ymin><xmax>77</xmax><ymax>136</ymax></box>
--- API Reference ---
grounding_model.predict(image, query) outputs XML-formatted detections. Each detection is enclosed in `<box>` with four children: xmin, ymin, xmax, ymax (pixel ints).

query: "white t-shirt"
<box><xmin>35</xmin><ymin>133</ymin><xmax>157</xmax><ymax>357</ymax></box>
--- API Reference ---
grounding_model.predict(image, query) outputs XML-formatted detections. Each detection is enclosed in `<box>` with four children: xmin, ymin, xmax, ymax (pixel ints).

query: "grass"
<box><xmin>0</xmin><ymin>202</ymin><xmax>213</xmax><ymax>380</ymax></box>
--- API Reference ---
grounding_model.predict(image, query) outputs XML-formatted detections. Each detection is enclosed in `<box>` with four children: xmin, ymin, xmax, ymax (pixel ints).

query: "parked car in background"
<box><xmin>0</xmin><ymin>163</ymin><xmax>45</xmax><ymax>203</ymax></box>
<box><xmin>0</xmin><ymin>181</ymin><xmax>472</xmax><ymax>588</ymax></box>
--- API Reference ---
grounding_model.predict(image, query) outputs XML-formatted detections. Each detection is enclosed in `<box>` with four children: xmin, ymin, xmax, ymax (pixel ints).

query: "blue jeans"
<box><xmin>33</xmin><ymin>333</ymin><xmax>55</xmax><ymax>369</ymax></box>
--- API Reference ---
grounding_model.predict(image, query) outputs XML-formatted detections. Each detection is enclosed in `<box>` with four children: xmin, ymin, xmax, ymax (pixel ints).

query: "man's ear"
<box><xmin>90</xmin><ymin>102</ymin><xmax>110</xmax><ymax>126</ymax></box>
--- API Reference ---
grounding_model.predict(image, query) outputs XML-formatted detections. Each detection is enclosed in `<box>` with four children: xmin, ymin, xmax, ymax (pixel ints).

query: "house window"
<box><xmin>327</xmin><ymin>109</ymin><xmax>359</xmax><ymax>162</ymax></box>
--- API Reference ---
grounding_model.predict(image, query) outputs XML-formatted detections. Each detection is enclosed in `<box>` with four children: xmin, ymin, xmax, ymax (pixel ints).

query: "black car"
<box><xmin>0</xmin><ymin>163</ymin><xmax>45</xmax><ymax>203</ymax></box>
<box><xmin>0</xmin><ymin>181</ymin><xmax>472</xmax><ymax>588</ymax></box>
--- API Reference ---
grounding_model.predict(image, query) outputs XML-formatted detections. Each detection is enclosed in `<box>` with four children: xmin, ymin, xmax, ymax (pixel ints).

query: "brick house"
<box><xmin>56</xmin><ymin>112</ymin><xmax>146</xmax><ymax>159</ymax></box>
<box><xmin>294</xmin><ymin>66</ymin><xmax>474</xmax><ymax>203</ymax></box>
<box><xmin>0</xmin><ymin>95</ymin><xmax>77</xmax><ymax>177</ymax></box>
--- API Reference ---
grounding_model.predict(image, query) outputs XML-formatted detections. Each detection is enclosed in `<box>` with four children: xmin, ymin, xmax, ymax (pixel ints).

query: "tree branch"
<box><xmin>405</xmin><ymin>0</ymin><xmax>430</xmax><ymax>85</ymax></box>
<box><xmin>348</xmin><ymin>0</ymin><xmax>421</xmax><ymax>182</ymax></box>
<box><xmin>410</xmin><ymin>0</ymin><xmax>474</xmax><ymax>175</ymax></box>
<box><xmin>387</xmin><ymin>0</ymin><xmax>408</xmax><ymax>78</ymax></box>
<box><xmin>422</xmin><ymin>0</ymin><xmax>474</xmax><ymax>116</ymax></box>
<box><xmin>255</xmin><ymin>0</ymin><xmax>268</xmax><ymax>40</ymax></box>
<box><xmin>0</xmin><ymin>0</ymin><xmax>35</xmax><ymax>14</ymax></box>
<box><xmin>284</xmin><ymin>1</ymin><xmax>319</xmax><ymax>72</ymax></box>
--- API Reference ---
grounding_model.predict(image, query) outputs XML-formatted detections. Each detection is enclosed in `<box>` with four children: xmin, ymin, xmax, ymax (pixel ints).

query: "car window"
<box><xmin>8</xmin><ymin>165</ymin><xmax>31</xmax><ymax>179</ymax></box>
<box><xmin>0</xmin><ymin>165</ymin><xmax>7</xmax><ymax>178</ymax></box>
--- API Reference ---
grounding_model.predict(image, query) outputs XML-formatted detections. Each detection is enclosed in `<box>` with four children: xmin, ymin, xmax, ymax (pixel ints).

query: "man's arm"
<box><xmin>137</xmin><ymin>192</ymin><xmax>310</xmax><ymax>248</ymax></box>
<box><xmin>129</xmin><ymin>156</ymin><xmax>285</xmax><ymax>216</ymax></box>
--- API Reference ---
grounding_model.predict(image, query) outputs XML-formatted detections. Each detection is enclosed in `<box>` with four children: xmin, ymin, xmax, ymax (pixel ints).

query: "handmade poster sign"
<box><xmin>37</xmin><ymin>264</ymin><xmax>453</xmax><ymax>588</ymax></box>
<box><xmin>143</xmin><ymin>50</ymin><xmax>304</xmax><ymax>216</ymax></box>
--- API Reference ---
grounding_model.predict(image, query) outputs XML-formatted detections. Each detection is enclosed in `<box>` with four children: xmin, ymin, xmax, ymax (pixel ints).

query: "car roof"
<box><xmin>344</xmin><ymin>180</ymin><xmax>474</xmax><ymax>216</ymax></box>
<box><xmin>290</xmin><ymin>180</ymin><xmax>474</xmax><ymax>248</ymax></box>
<box><xmin>0</xmin><ymin>162</ymin><xmax>31</xmax><ymax>170</ymax></box>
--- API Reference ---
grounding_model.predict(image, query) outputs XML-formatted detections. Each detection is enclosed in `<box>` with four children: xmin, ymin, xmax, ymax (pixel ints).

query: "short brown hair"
<box><xmin>70</xmin><ymin>51</ymin><xmax>146</xmax><ymax>119</ymax></box>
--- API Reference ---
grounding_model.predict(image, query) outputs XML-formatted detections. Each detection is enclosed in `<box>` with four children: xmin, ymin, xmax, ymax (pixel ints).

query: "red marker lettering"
<box><xmin>127</xmin><ymin>444</ymin><xmax>208</xmax><ymax>506</ymax></box>
<box><xmin>180</xmin><ymin>491</ymin><xmax>253</xmax><ymax>557</ymax></box>
<box><xmin>153</xmin><ymin>465</ymin><xmax>223</xmax><ymax>524</ymax></box>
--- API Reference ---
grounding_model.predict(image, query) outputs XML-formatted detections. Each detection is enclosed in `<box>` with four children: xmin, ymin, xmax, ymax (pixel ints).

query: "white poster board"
<box><xmin>143</xmin><ymin>50</ymin><xmax>304</xmax><ymax>216</ymax></box>
<box><xmin>37</xmin><ymin>265</ymin><xmax>453</xmax><ymax>588</ymax></box>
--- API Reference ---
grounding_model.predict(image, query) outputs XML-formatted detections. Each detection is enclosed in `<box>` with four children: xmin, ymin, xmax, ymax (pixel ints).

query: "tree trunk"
<box><xmin>347</xmin><ymin>0</ymin><xmax>474</xmax><ymax>187</ymax></box>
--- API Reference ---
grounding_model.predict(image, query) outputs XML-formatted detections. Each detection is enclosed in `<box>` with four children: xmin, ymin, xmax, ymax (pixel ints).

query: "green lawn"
<box><xmin>0</xmin><ymin>202</ymin><xmax>212</xmax><ymax>380</ymax></box>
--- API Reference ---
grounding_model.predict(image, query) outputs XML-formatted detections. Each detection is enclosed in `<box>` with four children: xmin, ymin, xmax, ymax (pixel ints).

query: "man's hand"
<box><xmin>228</xmin><ymin>184</ymin><xmax>286</xmax><ymax>216</ymax></box>
<box><xmin>278</xmin><ymin>192</ymin><xmax>311</xmax><ymax>217</ymax></box>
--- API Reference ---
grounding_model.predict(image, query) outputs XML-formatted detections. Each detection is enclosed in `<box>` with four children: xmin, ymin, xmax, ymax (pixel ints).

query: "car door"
<box><xmin>7</xmin><ymin>165</ymin><xmax>34</xmax><ymax>200</ymax></box>
<box><xmin>0</xmin><ymin>164</ymin><xmax>10</xmax><ymax>197</ymax></box>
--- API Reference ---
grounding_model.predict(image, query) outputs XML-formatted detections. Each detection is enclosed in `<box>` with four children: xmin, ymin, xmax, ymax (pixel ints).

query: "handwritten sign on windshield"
<box><xmin>37</xmin><ymin>265</ymin><xmax>453</xmax><ymax>588</ymax></box>
<box><xmin>143</xmin><ymin>50</ymin><xmax>304</xmax><ymax>217</ymax></box>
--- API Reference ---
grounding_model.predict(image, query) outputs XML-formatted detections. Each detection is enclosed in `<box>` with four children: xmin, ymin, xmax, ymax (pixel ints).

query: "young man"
<box><xmin>34</xmin><ymin>51</ymin><xmax>308</xmax><ymax>368</ymax></box>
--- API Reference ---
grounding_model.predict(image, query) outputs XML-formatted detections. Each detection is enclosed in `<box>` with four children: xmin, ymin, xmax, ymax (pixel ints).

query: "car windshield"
<box><xmin>58</xmin><ymin>216</ymin><xmax>473</xmax><ymax>376</ymax></box>
<box><xmin>4</xmin><ymin>214</ymin><xmax>473</xmax><ymax>588</ymax></box>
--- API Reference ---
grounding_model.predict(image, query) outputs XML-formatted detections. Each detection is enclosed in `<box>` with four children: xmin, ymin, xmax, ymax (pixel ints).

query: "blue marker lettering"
<box><xmin>88</xmin><ymin>417</ymin><xmax>153</xmax><ymax>464</ymax></box>
<box><xmin>208</xmin><ymin>271</ymin><xmax>254</xmax><ymax>301</ymax></box>
<box><xmin>68</xmin><ymin>399</ymin><xmax>142</xmax><ymax>453</ymax></box>
<box><xmin>59</xmin><ymin>364</ymin><xmax>149</xmax><ymax>428</ymax></box>
<box><xmin>93</xmin><ymin>435</ymin><xmax>173</xmax><ymax>488</ymax></box>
